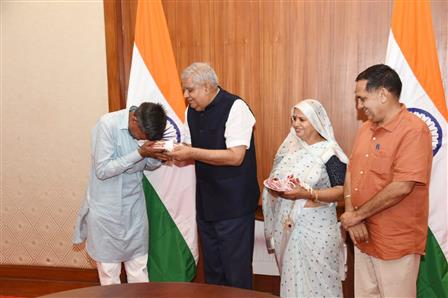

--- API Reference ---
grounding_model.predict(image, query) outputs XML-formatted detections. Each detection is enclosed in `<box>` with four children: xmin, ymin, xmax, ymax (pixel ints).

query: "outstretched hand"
<box><xmin>282</xmin><ymin>188</ymin><xmax>309</xmax><ymax>200</ymax></box>
<box><xmin>164</xmin><ymin>143</ymin><xmax>193</xmax><ymax>162</ymax></box>
<box><xmin>281</xmin><ymin>177</ymin><xmax>310</xmax><ymax>200</ymax></box>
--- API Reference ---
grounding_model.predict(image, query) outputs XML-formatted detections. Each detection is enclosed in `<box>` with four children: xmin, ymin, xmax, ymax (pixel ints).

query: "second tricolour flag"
<box><xmin>385</xmin><ymin>0</ymin><xmax>448</xmax><ymax>296</ymax></box>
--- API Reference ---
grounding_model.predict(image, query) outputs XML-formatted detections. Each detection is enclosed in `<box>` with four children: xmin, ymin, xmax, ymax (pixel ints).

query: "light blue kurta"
<box><xmin>263</xmin><ymin>141</ymin><xmax>343</xmax><ymax>298</ymax></box>
<box><xmin>73</xmin><ymin>108</ymin><xmax>160</xmax><ymax>263</ymax></box>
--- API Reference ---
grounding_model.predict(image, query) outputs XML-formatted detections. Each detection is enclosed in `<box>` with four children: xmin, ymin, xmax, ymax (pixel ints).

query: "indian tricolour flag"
<box><xmin>385</xmin><ymin>0</ymin><xmax>447</xmax><ymax>296</ymax></box>
<box><xmin>126</xmin><ymin>0</ymin><xmax>198</xmax><ymax>281</ymax></box>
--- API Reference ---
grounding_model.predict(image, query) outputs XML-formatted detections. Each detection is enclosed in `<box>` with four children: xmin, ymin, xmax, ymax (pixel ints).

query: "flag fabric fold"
<box><xmin>126</xmin><ymin>0</ymin><xmax>198</xmax><ymax>281</ymax></box>
<box><xmin>385</xmin><ymin>1</ymin><xmax>448</xmax><ymax>296</ymax></box>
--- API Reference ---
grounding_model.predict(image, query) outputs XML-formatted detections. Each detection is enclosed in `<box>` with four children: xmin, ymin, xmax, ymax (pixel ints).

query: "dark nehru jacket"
<box><xmin>187</xmin><ymin>88</ymin><xmax>260</xmax><ymax>221</ymax></box>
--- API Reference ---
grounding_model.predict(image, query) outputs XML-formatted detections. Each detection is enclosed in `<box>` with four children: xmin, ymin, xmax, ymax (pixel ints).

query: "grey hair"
<box><xmin>181</xmin><ymin>62</ymin><xmax>219</xmax><ymax>87</ymax></box>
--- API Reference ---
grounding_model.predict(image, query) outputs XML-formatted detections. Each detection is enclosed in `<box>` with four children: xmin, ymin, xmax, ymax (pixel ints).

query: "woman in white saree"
<box><xmin>263</xmin><ymin>99</ymin><xmax>348</xmax><ymax>298</ymax></box>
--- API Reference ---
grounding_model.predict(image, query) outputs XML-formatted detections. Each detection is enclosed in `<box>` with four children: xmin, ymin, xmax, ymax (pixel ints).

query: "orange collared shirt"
<box><xmin>349</xmin><ymin>105</ymin><xmax>432</xmax><ymax>260</ymax></box>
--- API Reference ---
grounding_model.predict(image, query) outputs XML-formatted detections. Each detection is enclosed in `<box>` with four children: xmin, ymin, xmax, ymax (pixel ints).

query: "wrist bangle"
<box><xmin>308</xmin><ymin>188</ymin><xmax>314</xmax><ymax>201</ymax></box>
<box><xmin>309</xmin><ymin>188</ymin><xmax>320</xmax><ymax>203</ymax></box>
<box><xmin>344</xmin><ymin>194</ymin><xmax>351</xmax><ymax>200</ymax></box>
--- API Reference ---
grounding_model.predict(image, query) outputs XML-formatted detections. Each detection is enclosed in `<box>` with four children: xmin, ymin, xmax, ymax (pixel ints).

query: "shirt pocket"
<box><xmin>370</xmin><ymin>153</ymin><xmax>393</xmax><ymax>181</ymax></box>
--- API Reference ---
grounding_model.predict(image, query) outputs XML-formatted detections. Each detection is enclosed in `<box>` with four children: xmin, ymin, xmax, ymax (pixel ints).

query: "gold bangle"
<box><xmin>314</xmin><ymin>190</ymin><xmax>319</xmax><ymax>203</ymax></box>
<box><xmin>344</xmin><ymin>194</ymin><xmax>351</xmax><ymax>200</ymax></box>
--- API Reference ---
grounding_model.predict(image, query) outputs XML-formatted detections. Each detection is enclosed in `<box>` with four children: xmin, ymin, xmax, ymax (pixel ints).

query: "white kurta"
<box><xmin>73</xmin><ymin>108</ymin><xmax>160</xmax><ymax>262</ymax></box>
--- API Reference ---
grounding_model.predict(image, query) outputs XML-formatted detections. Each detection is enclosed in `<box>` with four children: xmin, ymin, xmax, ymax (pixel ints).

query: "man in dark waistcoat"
<box><xmin>167</xmin><ymin>62</ymin><xmax>259</xmax><ymax>289</ymax></box>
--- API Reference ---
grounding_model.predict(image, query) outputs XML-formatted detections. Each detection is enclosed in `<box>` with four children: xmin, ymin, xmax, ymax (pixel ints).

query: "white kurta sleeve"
<box><xmin>183</xmin><ymin>107</ymin><xmax>192</xmax><ymax>145</ymax></box>
<box><xmin>225</xmin><ymin>99</ymin><xmax>256</xmax><ymax>149</ymax></box>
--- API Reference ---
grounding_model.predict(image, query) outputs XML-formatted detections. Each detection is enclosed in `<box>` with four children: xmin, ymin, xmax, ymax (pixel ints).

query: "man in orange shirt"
<box><xmin>341</xmin><ymin>64</ymin><xmax>433</xmax><ymax>297</ymax></box>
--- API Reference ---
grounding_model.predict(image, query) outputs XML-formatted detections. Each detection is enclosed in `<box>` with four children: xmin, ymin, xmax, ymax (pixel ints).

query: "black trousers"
<box><xmin>197</xmin><ymin>212</ymin><xmax>255</xmax><ymax>289</ymax></box>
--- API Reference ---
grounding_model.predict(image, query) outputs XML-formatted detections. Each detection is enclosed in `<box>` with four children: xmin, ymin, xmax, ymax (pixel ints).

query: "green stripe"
<box><xmin>417</xmin><ymin>228</ymin><xmax>448</xmax><ymax>297</ymax></box>
<box><xmin>142</xmin><ymin>176</ymin><xmax>196</xmax><ymax>281</ymax></box>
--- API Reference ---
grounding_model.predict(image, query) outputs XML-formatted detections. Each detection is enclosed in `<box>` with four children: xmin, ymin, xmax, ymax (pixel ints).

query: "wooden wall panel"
<box><xmin>165</xmin><ymin>0</ymin><xmax>212</xmax><ymax>72</ymax></box>
<box><xmin>103</xmin><ymin>0</ymin><xmax>126</xmax><ymax>111</ymax></box>
<box><xmin>209</xmin><ymin>1</ymin><xmax>262</xmax><ymax>182</ymax></box>
<box><xmin>103</xmin><ymin>0</ymin><xmax>138</xmax><ymax>111</ymax></box>
<box><xmin>106</xmin><ymin>0</ymin><xmax>446</xmax><ymax>181</ymax></box>
<box><xmin>104</xmin><ymin>1</ymin><xmax>447</xmax><ymax>297</ymax></box>
<box><xmin>258</xmin><ymin>1</ymin><xmax>302</xmax><ymax>179</ymax></box>
<box><xmin>119</xmin><ymin>0</ymin><xmax>138</xmax><ymax>98</ymax></box>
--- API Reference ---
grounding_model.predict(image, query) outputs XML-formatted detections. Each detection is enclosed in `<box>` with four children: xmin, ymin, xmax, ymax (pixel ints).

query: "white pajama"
<box><xmin>97</xmin><ymin>253</ymin><xmax>149</xmax><ymax>285</ymax></box>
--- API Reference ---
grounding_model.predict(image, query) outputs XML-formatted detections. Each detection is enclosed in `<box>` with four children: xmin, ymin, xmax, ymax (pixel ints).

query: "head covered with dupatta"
<box><xmin>273</xmin><ymin>99</ymin><xmax>348</xmax><ymax>173</ymax></box>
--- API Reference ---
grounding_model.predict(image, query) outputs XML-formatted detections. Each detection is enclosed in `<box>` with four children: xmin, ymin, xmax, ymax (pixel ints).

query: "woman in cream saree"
<box><xmin>263</xmin><ymin>99</ymin><xmax>347</xmax><ymax>298</ymax></box>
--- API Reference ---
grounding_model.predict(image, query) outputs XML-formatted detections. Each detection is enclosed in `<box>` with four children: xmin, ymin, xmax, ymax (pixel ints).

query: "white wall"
<box><xmin>1</xmin><ymin>0</ymin><xmax>108</xmax><ymax>268</ymax></box>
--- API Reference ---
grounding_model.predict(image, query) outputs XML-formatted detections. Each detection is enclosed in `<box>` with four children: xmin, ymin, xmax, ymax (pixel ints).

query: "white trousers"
<box><xmin>96</xmin><ymin>254</ymin><xmax>149</xmax><ymax>285</ymax></box>
<box><xmin>355</xmin><ymin>247</ymin><xmax>420</xmax><ymax>298</ymax></box>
